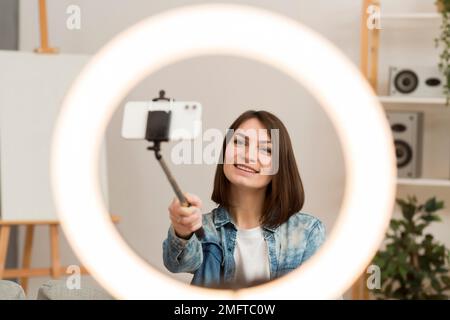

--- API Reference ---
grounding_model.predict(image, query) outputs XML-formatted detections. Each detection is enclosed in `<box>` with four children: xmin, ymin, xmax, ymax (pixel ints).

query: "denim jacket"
<box><xmin>163</xmin><ymin>206</ymin><xmax>326</xmax><ymax>288</ymax></box>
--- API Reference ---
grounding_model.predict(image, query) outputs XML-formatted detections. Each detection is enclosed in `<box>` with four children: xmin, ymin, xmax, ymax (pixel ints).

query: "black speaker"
<box><xmin>389</xmin><ymin>66</ymin><xmax>443</xmax><ymax>97</ymax></box>
<box><xmin>386</xmin><ymin>112</ymin><xmax>424</xmax><ymax>178</ymax></box>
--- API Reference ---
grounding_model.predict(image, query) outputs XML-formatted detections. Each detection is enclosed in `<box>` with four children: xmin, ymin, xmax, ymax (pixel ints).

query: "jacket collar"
<box><xmin>213</xmin><ymin>205</ymin><xmax>278</xmax><ymax>233</ymax></box>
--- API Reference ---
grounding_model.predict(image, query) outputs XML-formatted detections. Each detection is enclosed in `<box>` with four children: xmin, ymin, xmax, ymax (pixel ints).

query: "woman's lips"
<box><xmin>234</xmin><ymin>163</ymin><xmax>259</xmax><ymax>174</ymax></box>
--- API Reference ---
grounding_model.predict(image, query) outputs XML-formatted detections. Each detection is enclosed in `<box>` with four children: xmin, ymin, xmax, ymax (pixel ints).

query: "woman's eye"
<box><xmin>259</xmin><ymin>147</ymin><xmax>272</xmax><ymax>155</ymax></box>
<box><xmin>234</xmin><ymin>138</ymin><xmax>245</xmax><ymax>146</ymax></box>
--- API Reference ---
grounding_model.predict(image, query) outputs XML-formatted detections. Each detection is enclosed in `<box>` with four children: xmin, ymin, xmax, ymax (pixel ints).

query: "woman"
<box><xmin>163</xmin><ymin>110</ymin><xmax>325</xmax><ymax>289</ymax></box>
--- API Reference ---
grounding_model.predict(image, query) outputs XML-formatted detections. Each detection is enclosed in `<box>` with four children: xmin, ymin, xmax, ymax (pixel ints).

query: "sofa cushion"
<box><xmin>0</xmin><ymin>280</ymin><xmax>26</xmax><ymax>300</ymax></box>
<box><xmin>37</xmin><ymin>280</ymin><xmax>113</xmax><ymax>300</ymax></box>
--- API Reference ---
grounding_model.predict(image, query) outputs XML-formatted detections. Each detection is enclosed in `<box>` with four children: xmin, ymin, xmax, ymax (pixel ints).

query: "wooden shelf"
<box><xmin>381</xmin><ymin>13</ymin><xmax>440</xmax><ymax>20</ymax></box>
<box><xmin>355</xmin><ymin>1</ymin><xmax>448</xmax><ymax>302</ymax></box>
<box><xmin>397</xmin><ymin>178</ymin><xmax>450</xmax><ymax>187</ymax></box>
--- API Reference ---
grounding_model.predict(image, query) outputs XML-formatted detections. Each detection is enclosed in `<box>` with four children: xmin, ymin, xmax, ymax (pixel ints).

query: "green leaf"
<box><xmin>398</xmin><ymin>251</ymin><xmax>408</xmax><ymax>263</ymax></box>
<box><xmin>400</xmin><ymin>203</ymin><xmax>416</xmax><ymax>221</ymax></box>
<box><xmin>421</xmin><ymin>214</ymin><xmax>442</xmax><ymax>223</ymax></box>
<box><xmin>424</xmin><ymin>234</ymin><xmax>434</xmax><ymax>243</ymax></box>
<box><xmin>435</xmin><ymin>266</ymin><xmax>449</xmax><ymax>273</ymax></box>
<box><xmin>441</xmin><ymin>276</ymin><xmax>450</xmax><ymax>286</ymax></box>
<box><xmin>390</xmin><ymin>220</ymin><xmax>401</xmax><ymax>231</ymax></box>
<box><xmin>414</xmin><ymin>223</ymin><xmax>427</xmax><ymax>235</ymax></box>
<box><xmin>424</xmin><ymin>197</ymin><xmax>444</xmax><ymax>213</ymax></box>
<box><xmin>431</xmin><ymin>277</ymin><xmax>442</xmax><ymax>292</ymax></box>
<box><xmin>399</xmin><ymin>265</ymin><xmax>408</xmax><ymax>280</ymax></box>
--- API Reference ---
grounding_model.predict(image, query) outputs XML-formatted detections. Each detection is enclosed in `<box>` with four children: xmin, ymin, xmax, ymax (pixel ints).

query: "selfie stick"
<box><xmin>147</xmin><ymin>91</ymin><xmax>205</xmax><ymax>240</ymax></box>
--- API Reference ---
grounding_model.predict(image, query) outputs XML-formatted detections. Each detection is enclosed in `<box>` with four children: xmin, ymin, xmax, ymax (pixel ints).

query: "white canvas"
<box><xmin>0</xmin><ymin>51</ymin><xmax>109</xmax><ymax>221</ymax></box>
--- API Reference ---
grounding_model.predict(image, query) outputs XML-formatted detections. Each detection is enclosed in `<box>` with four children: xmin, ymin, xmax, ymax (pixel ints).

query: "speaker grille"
<box><xmin>393</xmin><ymin>70</ymin><xmax>419</xmax><ymax>94</ymax></box>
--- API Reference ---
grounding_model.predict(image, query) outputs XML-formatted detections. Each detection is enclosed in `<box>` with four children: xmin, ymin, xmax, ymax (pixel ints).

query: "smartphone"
<box><xmin>121</xmin><ymin>100</ymin><xmax>202</xmax><ymax>141</ymax></box>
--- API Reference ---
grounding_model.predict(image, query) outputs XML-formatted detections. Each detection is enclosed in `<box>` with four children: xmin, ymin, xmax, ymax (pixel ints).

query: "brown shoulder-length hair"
<box><xmin>211</xmin><ymin>110</ymin><xmax>305</xmax><ymax>228</ymax></box>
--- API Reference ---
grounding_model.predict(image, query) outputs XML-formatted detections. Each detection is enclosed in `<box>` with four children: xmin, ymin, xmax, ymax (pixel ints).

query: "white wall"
<box><xmin>15</xmin><ymin>0</ymin><xmax>450</xmax><ymax>299</ymax></box>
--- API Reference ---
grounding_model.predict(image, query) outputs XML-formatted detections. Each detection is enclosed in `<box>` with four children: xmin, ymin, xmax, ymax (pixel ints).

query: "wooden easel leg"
<box><xmin>34</xmin><ymin>0</ymin><xmax>58</xmax><ymax>53</ymax></box>
<box><xmin>20</xmin><ymin>225</ymin><xmax>35</xmax><ymax>293</ymax></box>
<box><xmin>38</xmin><ymin>0</ymin><xmax>49</xmax><ymax>49</ymax></box>
<box><xmin>0</xmin><ymin>226</ymin><xmax>11</xmax><ymax>278</ymax></box>
<box><xmin>49</xmin><ymin>225</ymin><xmax>61</xmax><ymax>278</ymax></box>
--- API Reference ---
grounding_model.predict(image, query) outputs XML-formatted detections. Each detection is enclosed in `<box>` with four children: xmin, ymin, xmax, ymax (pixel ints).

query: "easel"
<box><xmin>0</xmin><ymin>216</ymin><xmax>120</xmax><ymax>293</ymax></box>
<box><xmin>0</xmin><ymin>0</ymin><xmax>117</xmax><ymax>295</ymax></box>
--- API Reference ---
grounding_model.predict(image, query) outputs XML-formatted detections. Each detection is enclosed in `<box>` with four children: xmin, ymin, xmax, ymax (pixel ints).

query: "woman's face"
<box><xmin>223</xmin><ymin>118</ymin><xmax>273</xmax><ymax>190</ymax></box>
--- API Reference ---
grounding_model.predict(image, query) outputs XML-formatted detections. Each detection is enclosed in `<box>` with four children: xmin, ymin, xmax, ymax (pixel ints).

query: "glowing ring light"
<box><xmin>51</xmin><ymin>4</ymin><xmax>396</xmax><ymax>299</ymax></box>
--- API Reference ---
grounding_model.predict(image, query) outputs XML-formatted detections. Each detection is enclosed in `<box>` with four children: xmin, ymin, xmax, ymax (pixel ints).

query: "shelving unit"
<box><xmin>354</xmin><ymin>0</ymin><xmax>450</xmax><ymax>300</ymax></box>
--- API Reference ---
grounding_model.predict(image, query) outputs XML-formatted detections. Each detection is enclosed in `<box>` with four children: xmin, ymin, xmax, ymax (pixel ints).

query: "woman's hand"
<box><xmin>168</xmin><ymin>193</ymin><xmax>203</xmax><ymax>240</ymax></box>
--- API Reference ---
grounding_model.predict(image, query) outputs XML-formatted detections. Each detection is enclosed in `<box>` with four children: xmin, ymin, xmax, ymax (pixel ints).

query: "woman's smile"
<box><xmin>233</xmin><ymin>163</ymin><xmax>260</xmax><ymax>175</ymax></box>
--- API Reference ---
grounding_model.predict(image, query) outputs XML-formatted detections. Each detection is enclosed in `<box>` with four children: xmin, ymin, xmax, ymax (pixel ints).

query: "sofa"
<box><xmin>0</xmin><ymin>280</ymin><xmax>25</xmax><ymax>300</ymax></box>
<box><xmin>0</xmin><ymin>279</ymin><xmax>113</xmax><ymax>300</ymax></box>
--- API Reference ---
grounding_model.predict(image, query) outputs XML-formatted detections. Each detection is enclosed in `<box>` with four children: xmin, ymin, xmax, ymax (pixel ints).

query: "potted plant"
<box><xmin>371</xmin><ymin>196</ymin><xmax>450</xmax><ymax>299</ymax></box>
<box><xmin>435</xmin><ymin>0</ymin><xmax>450</xmax><ymax>106</ymax></box>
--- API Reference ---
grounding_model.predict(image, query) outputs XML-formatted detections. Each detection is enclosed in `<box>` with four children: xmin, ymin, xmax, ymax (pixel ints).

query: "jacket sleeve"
<box><xmin>162</xmin><ymin>225</ymin><xmax>203</xmax><ymax>274</ymax></box>
<box><xmin>301</xmin><ymin>219</ymin><xmax>326</xmax><ymax>263</ymax></box>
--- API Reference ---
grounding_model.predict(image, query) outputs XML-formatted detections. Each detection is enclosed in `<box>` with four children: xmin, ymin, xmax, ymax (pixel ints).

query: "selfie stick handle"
<box><xmin>148</xmin><ymin>142</ymin><xmax>205</xmax><ymax>240</ymax></box>
<box><xmin>148</xmin><ymin>90</ymin><xmax>205</xmax><ymax>240</ymax></box>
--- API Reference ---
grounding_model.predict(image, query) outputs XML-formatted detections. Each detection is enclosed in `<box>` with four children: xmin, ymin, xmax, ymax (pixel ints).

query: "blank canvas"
<box><xmin>0</xmin><ymin>51</ymin><xmax>109</xmax><ymax>221</ymax></box>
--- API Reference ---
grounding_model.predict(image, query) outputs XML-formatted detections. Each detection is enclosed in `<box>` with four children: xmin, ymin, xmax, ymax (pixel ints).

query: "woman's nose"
<box><xmin>244</xmin><ymin>144</ymin><xmax>258</xmax><ymax>165</ymax></box>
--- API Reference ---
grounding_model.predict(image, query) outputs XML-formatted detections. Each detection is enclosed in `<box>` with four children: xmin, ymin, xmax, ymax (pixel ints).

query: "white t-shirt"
<box><xmin>233</xmin><ymin>226</ymin><xmax>270</xmax><ymax>286</ymax></box>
